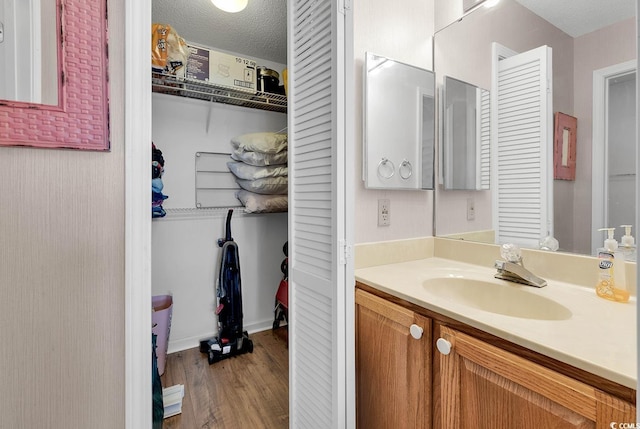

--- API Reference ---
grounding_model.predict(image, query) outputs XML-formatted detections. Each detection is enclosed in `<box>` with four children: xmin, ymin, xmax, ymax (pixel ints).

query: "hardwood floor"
<box><xmin>160</xmin><ymin>328</ymin><xmax>289</xmax><ymax>429</ymax></box>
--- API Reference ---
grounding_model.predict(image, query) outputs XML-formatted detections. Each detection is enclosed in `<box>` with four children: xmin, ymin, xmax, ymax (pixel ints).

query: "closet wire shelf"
<box><xmin>152</xmin><ymin>72</ymin><xmax>287</xmax><ymax>113</ymax></box>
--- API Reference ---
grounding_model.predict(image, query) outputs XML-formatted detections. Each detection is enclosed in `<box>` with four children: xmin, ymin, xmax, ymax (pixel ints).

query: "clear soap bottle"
<box><xmin>620</xmin><ymin>225</ymin><xmax>637</xmax><ymax>262</ymax></box>
<box><xmin>596</xmin><ymin>228</ymin><xmax>629</xmax><ymax>303</ymax></box>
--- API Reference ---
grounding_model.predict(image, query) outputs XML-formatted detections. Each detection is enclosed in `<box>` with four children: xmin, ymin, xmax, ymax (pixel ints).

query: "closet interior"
<box><xmin>150</xmin><ymin>0</ymin><xmax>290</xmax><ymax>423</ymax></box>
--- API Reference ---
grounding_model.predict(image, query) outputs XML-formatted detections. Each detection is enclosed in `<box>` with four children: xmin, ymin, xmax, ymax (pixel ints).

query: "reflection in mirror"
<box><xmin>433</xmin><ymin>0</ymin><xmax>636</xmax><ymax>256</ymax></box>
<box><xmin>0</xmin><ymin>0</ymin><xmax>109</xmax><ymax>150</ymax></box>
<box><xmin>363</xmin><ymin>52</ymin><xmax>435</xmax><ymax>190</ymax></box>
<box><xmin>441</xmin><ymin>76</ymin><xmax>490</xmax><ymax>190</ymax></box>
<box><xmin>0</xmin><ymin>0</ymin><xmax>59</xmax><ymax>105</ymax></box>
<box><xmin>492</xmin><ymin>43</ymin><xmax>554</xmax><ymax>249</ymax></box>
<box><xmin>597</xmin><ymin>66</ymin><xmax>637</xmax><ymax>257</ymax></box>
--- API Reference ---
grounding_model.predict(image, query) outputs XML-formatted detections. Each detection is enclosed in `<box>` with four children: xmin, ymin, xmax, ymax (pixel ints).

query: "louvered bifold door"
<box><xmin>491</xmin><ymin>45</ymin><xmax>553</xmax><ymax>247</ymax></box>
<box><xmin>287</xmin><ymin>0</ymin><xmax>348</xmax><ymax>428</ymax></box>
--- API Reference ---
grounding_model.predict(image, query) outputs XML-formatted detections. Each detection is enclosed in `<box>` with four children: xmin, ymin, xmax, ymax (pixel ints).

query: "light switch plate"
<box><xmin>378</xmin><ymin>199</ymin><xmax>390</xmax><ymax>226</ymax></box>
<box><xmin>467</xmin><ymin>198</ymin><xmax>475</xmax><ymax>221</ymax></box>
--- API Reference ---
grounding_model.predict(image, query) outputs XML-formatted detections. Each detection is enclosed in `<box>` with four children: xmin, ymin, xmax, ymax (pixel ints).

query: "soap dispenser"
<box><xmin>620</xmin><ymin>225</ymin><xmax>637</xmax><ymax>262</ymax></box>
<box><xmin>596</xmin><ymin>228</ymin><xmax>629</xmax><ymax>303</ymax></box>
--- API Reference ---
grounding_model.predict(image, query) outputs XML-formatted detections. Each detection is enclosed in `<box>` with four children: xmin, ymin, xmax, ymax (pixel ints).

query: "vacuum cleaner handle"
<box><xmin>225</xmin><ymin>209</ymin><xmax>233</xmax><ymax>242</ymax></box>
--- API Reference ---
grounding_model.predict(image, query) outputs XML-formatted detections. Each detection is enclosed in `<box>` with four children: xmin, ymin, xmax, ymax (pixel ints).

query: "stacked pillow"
<box><xmin>228</xmin><ymin>132</ymin><xmax>288</xmax><ymax>213</ymax></box>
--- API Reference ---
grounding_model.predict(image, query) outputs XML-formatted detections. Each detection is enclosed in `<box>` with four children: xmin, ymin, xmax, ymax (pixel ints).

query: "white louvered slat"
<box><xmin>478</xmin><ymin>88</ymin><xmax>491</xmax><ymax>190</ymax></box>
<box><xmin>492</xmin><ymin>44</ymin><xmax>553</xmax><ymax>248</ymax></box>
<box><xmin>293</xmin><ymin>283</ymin><xmax>333</xmax><ymax>428</ymax></box>
<box><xmin>289</xmin><ymin>0</ymin><xmax>348</xmax><ymax>427</ymax></box>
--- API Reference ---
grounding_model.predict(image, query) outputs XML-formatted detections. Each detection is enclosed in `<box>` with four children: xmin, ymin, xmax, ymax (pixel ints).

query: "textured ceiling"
<box><xmin>154</xmin><ymin>0</ymin><xmax>635</xmax><ymax>65</ymax></box>
<box><xmin>514</xmin><ymin>0</ymin><xmax>636</xmax><ymax>37</ymax></box>
<box><xmin>153</xmin><ymin>0</ymin><xmax>288</xmax><ymax>64</ymax></box>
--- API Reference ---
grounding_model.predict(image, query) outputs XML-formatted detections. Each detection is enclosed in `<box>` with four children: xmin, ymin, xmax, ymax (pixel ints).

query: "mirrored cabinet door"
<box><xmin>363</xmin><ymin>52</ymin><xmax>435</xmax><ymax>190</ymax></box>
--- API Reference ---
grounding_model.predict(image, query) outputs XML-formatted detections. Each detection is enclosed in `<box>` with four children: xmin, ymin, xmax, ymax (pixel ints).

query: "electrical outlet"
<box><xmin>467</xmin><ymin>197</ymin><xmax>475</xmax><ymax>221</ymax></box>
<box><xmin>378</xmin><ymin>199</ymin><xmax>390</xmax><ymax>226</ymax></box>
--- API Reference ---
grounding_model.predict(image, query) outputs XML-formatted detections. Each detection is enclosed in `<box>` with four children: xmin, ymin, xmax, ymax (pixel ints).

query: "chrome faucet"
<box><xmin>494</xmin><ymin>244</ymin><xmax>547</xmax><ymax>288</ymax></box>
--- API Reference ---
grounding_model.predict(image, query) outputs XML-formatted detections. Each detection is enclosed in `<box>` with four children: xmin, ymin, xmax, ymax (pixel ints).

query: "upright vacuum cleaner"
<box><xmin>200</xmin><ymin>209</ymin><xmax>253</xmax><ymax>364</ymax></box>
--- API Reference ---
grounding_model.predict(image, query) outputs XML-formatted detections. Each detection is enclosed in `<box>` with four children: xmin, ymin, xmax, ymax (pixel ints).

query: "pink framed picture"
<box><xmin>553</xmin><ymin>112</ymin><xmax>577</xmax><ymax>181</ymax></box>
<box><xmin>0</xmin><ymin>0</ymin><xmax>110</xmax><ymax>151</ymax></box>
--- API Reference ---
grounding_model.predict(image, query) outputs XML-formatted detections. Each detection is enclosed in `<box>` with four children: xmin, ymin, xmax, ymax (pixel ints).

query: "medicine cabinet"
<box><xmin>363</xmin><ymin>52</ymin><xmax>435</xmax><ymax>190</ymax></box>
<box><xmin>441</xmin><ymin>75</ymin><xmax>490</xmax><ymax>190</ymax></box>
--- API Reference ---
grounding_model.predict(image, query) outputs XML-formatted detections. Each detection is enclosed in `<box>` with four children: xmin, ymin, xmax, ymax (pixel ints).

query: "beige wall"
<box><xmin>354</xmin><ymin>0</ymin><xmax>435</xmax><ymax>244</ymax></box>
<box><xmin>434</xmin><ymin>0</ymin><xmax>462</xmax><ymax>33</ymax></box>
<box><xmin>433</xmin><ymin>0</ymin><xmax>574</xmax><ymax>239</ymax></box>
<box><xmin>571</xmin><ymin>17</ymin><xmax>636</xmax><ymax>254</ymax></box>
<box><xmin>0</xmin><ymin>0</ymin><xmax>126</xmax><ymax>427</ymax></box>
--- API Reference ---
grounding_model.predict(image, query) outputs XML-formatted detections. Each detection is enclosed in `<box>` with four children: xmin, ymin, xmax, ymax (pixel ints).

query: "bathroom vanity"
<box><xmin>354</xmin><ymin>239</ymin><xmax>637</xmax><ymax>428</ymax></box>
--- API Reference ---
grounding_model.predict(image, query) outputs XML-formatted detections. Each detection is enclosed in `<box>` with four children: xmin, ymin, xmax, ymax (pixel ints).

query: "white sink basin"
<box><xmin>422</xmin><ymin>277</ymin><xmax>572</xmax><ymax>320</ymax></box>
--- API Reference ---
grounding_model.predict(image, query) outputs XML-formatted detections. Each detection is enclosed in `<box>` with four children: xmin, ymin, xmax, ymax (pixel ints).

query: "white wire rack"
<box><xmin>152</xmin><ymin>72</ymin><xmax>287</xmax><ymax>113</ymax></box>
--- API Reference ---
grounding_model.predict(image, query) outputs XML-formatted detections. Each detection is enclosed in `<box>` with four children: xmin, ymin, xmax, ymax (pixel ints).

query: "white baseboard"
<box><xmin>166</xmin><ymin>318</ymin><xmax>278</xmax><ymax>354</ymax></box>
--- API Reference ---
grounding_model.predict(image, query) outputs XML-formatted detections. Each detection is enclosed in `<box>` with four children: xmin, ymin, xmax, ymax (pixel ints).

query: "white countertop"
<box><xmin>355</xmin><ymin>257</ymin><xmax>637</xmax><ymax>389</ymax></box>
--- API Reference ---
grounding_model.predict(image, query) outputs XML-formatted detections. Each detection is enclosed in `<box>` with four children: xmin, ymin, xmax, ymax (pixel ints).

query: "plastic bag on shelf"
<box><xmin>152</xmin><ymin>23</ymin><xmax>189</xmax><ymax>78</ymax></box>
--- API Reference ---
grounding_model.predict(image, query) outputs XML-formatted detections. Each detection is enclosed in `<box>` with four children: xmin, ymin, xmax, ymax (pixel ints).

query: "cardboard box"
<box><xmin>186</xmin><ymin>44</ymin><xmax>256</xmax><ymax>93</ymax></box>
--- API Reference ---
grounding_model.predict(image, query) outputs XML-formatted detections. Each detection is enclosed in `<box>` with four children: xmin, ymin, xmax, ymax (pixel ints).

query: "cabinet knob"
<box><xmin>436</xmin><ymin>337</ymin><xmax>452</xmax><ymax>355</ymax></box>
<box><xmin>409</xmin><ymin>324</ymin><xmax>423</xmax><ymax>340</ymax></box>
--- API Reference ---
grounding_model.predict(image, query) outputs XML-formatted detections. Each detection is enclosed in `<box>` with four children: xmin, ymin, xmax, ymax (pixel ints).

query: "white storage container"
<box><xmin>186</xmin><ymin>44</ymin><xmax>256</xmax><ymax>93</ymax></box>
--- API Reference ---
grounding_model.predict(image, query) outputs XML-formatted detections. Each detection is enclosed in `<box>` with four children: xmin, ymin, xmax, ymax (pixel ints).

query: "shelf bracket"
<box><xmin>206</xmin><ymin>100</ymin><xmax>213</xmax><ymax>133</ymax></box>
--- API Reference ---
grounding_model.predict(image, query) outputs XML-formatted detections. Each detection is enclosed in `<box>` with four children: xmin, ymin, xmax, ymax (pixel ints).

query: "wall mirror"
<box><xmin>363</xmin><ymin>52</ymin><xmax>435</xmax><ymax>190</ymax></box>
<box><xmin>0</xmin><ymin>0</ymin><xmax>110</xmax><ymax>150</ymax></box>
<box><xmin>441</xmin><ymin>75</ymin><xmax>490</xmax><ymax>191</ymax></box>
<box><xmin>0</xmin><ymin>0</ymin><xmax>58</xmax><ymax>105</ymax></box>
<box><xmin>433</xmin><ymin>0</ymin><xmax>636</xmax><ymax>256</ymax></box>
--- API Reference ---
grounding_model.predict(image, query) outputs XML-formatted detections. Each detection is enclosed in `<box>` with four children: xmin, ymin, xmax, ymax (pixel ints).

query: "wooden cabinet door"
<box><xmin>355</xmin><ymin>289</ymin><xmax>431</xmax><ymax>429</ymax></box>
<box><xmin>435</xmin><ymin>325</ymin><xmax>636</xmax><ymax>429</ymax></box>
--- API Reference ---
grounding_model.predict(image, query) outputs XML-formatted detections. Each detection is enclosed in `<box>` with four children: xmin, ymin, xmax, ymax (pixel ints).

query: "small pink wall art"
<box><xmin>553</xmin><ymin>112</ymin><xmax>577</xmax><ymax>181</ymax></box>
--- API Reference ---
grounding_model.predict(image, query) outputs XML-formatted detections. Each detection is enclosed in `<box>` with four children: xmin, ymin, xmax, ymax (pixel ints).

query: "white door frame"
<box><xmin>124</xmin><ymin>1</ymin><xmax>354</xmax><ymax>428</ymax></box>
<box><xmin>591</xmin><ymin>60</ymin><xmax>636</xmax><ymax>255</ymax></box>
<box><xmin>344</xmin><ymin>5</ymin><xmax>356</xmax><ymax>425</ymax></box>
<box><xmin>636</xmin><ymin>2</ymin><xmax>640</xmax><ymax>416</ymax></box>
<box><xmin>125</xmin><ymin>0</ymin><xmax>152</xmax><ymax>427</ymax></box>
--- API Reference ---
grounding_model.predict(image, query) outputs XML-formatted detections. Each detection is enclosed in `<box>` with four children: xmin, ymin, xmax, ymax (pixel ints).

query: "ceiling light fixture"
<box><xmin>211</xmin><ymin>0</ymin><xmax>248</xmax><ymax>13</ymax></box>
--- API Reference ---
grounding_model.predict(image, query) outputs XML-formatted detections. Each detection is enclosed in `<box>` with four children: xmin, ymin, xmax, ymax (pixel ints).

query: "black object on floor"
<box><xmin>152</xmin><ymin>333</ymin><xmax>164</xmax><ymax>428</ymax></box>
<box><xmin>200</xmin><ymin>209</ymin><xmax>253</xmax><ymax>364</ymax></box>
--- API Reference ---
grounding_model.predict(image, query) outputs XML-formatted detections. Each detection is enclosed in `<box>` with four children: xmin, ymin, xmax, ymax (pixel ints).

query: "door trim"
<box><xmin>124</xmin><ymin>1</ymin><xmax>355</xmax><ymax>427</ymax></box>
<box><xmin>125</xmin><ymin>0</ymin><xmax>151</xmax><ymax>427</ymax></box>
<box><xmin>591</xmin><ymin>60</ymin><xmax>636</xmax><ymax>255</ymax></box>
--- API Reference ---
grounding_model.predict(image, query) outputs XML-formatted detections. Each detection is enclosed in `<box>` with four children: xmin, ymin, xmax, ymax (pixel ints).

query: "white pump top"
<box><xmin>620</xmin><ymin>225</ymin><xmax>635</xmax><ymax>247</ymax></box>
<box><xmin>598</xmin><ymin>227</ymin><xmax>618</xmax><ymax>251</ymax></box>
